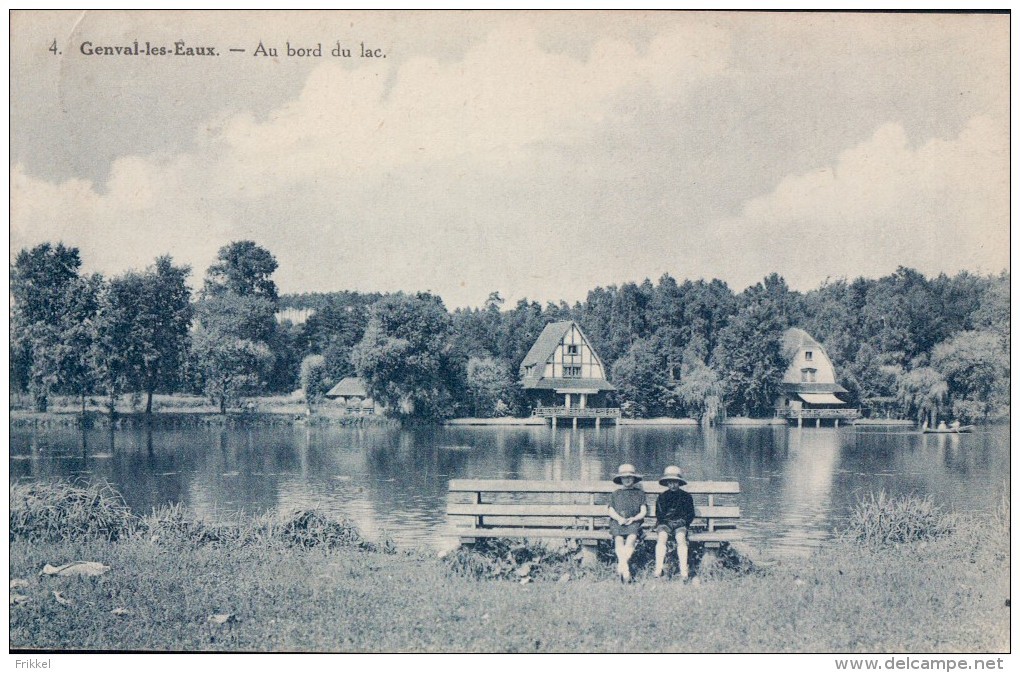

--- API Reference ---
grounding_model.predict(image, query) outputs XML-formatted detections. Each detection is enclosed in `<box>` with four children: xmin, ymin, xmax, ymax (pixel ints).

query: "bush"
<box><xmin>445</xmin><ymin>538</ymin><xmax>614</xmax><ymax>581</ymax></box>
<box><xmin>10</xmin><ymin>478</ymin><xmax>392</xmax><ymax>555</ymax></box>
<box><xmin>9</xmin><ymin>481</ymin><xmax>134</xmax><ymax>542</ymax></box>
<box><xmin>843</xmin><ymin>491</ymin><xmax>956</xmax><ymax>546</ymax></box>
<box><xmin>139</xmin><ymin>504</ymin><xmax>392</xmax><ymax>553</ymax></box>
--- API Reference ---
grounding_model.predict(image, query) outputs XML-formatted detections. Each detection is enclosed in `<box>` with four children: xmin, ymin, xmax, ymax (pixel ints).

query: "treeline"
<box><xmin>10</xmin><ymin>241</ymin><xmax>1009</xmax><ymax>424</ymax></box>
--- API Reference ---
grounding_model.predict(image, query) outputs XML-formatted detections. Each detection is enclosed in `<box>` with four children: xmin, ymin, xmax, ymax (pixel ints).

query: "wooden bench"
<box><xmin>447</xmin><ymin>479</ymin><xmax>741</xmax><ymax>556</ymax></box>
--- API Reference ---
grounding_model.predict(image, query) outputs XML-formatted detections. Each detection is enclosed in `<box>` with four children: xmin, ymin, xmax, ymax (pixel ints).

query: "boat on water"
<box><xmin>922</xmin><ymin>425</ymin><xmax>975</xmax><ymax>434</ymax></box>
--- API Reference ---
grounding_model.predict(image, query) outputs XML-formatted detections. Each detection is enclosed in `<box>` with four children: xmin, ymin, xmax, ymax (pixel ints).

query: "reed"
<box><xmin>842</xmin><ymin>491</ymin><xmax>956</xmax><ymax>546</ymax></box>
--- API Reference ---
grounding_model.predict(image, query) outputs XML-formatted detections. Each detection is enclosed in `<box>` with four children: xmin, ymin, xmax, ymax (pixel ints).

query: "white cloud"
<box><xmin>10</xmin><ymin>22</ymin><xmax>732</xmax><ymax>304</ymax></box>
<box><xmin>9</xmin><ymin>18</ymin><xmax>1008</xmax><ymax>308</ymax></box>
<box><xmin>698</xmin><ymin>115</ymin><xmax>1009</xmax><ymax>291</ymax></box>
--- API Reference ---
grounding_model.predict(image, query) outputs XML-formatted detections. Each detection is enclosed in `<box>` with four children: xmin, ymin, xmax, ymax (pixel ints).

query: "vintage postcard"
<box><xmin>8</xmin><ymin>10</ymin><xmax>1010</xmax><ymax>664</ymax></box>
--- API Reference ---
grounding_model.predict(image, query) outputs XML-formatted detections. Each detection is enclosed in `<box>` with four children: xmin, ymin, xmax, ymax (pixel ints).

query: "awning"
<box><xmin>798</xmin><ymin>393</ymin><xmax>845</xmax><ymax>405</ymax></box>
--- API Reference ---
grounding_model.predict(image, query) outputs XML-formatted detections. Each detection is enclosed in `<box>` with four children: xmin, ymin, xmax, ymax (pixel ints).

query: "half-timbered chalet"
<box><xmin>519</xmin><ymin>321</ymin><xmax>619</xmax><ymax>426</ymax></box>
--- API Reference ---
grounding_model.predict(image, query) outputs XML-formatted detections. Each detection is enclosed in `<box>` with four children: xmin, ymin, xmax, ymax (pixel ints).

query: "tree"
<box><xmin>299</xmin><ymin>354</ymin><xmax>330</xmax><ymax>413</ymax></box>
<box><xmin>10</xmin><ymin>243</ymin><xmax>85</xmax><ymax>411</ymax></box>
<box><xmin>931</xmin><ymin>330</ymin><xmax>1009</xmax><ymax>421</ymax></box>
<box><xmin>203</xmin><ymin>240</ymin><xmax>279</xmax><ymax>301</ymax></box>
<box><xmin>611</xmin><ymin>338</ymin><xmax>669</xmax><ymax>418</ymax></box>
<box><xmin>53</xmin><ymin>274</ymin><xmax>104</xmax><ymax>418</ymax></box>
<box><xmin>860</xmin><ymin>267</ymin><xmax>944</xmax><ymax>367</ymax></box>
<box><xmin>465</xmin><ymin>356</ymin><xmax>523</xmax><ymax>418</ymax></box>
<box><xmin>675</xmin><ymin>357</ymin><xmax>722</xmax><ymax>424</ymax></box>
<box><xmin>298</xmin><ymin>292</ymin><xmax>374</xmax><ymax>384</ymax></box>
<box><xmin>351</xmin><ymin>293</ymin><xmax>460</xmax><ymax>421</ymax></box>
<box><xmin>99</xmin><ymin>257</ymin><xmax>192</xmax><ymax>415</ymax></box>
<box><xmin>712</xmin><ymin>301</ymin><xmax>789</xmax><ymax>417</ymax></box>
<box><xmin>972</xmin><ymin>272</ymin><xmax>1010</xmax><ymax>351</ymax></box>
<box><xmin>897</xmin><ymin>367</ymin><xmax>948</xmax><ymax>426</ymax></box>
<box><xmin>194</xmin><ymin>242</ymin><xmax>280</xmax><ymax>413</ymax></box>
<box><xmin>193</xmin><ymin>294</ymin><xmax>277</xmax><ymax>413</ymax></box>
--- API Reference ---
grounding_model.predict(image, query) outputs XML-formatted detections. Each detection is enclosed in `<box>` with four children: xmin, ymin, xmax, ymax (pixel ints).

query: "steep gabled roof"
<box><xmin>519</xmin><ymin>321</ymin><xmax>575</xmax><ymax>371</ymax></box>
<box><xmin>325</xmin><ymin>376</ymin><xmax>368</xmax><ymax>399</ymax></box>
<box><xmin>781</xmin><ymin>327</ymin><xmax>820</xmax><ymax>358</ymax></box>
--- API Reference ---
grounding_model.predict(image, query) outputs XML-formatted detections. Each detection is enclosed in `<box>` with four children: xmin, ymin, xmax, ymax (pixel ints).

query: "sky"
<box><xmin>9</xmin><ymin>11</ymin><xmax>1010</xmax><ymax>309</ymax></box>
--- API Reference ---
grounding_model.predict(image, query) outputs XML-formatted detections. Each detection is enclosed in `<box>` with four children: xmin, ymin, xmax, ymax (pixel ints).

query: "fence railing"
<box><xmin>778</xmin><ymin>408</ymin><xmax>861</xmax><ymax>419</ymax></box>
<box><xmin>532</xmin><ymin>406</ymin><xmax>622</xmax><ymax>419</ymax></box>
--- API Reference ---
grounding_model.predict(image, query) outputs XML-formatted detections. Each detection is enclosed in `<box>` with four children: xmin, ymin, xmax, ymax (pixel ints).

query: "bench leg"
<box><xmin>579</xmin><ymin>542</ymin><xmax>599</xmax><ymax>567</ymax></box>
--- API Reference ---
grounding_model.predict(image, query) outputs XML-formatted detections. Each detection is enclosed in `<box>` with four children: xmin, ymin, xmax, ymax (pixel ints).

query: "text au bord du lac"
<box><xmin>78</xmin><ymin>40</ymin><xmax>385</xmax><ymax>58</ymax></box>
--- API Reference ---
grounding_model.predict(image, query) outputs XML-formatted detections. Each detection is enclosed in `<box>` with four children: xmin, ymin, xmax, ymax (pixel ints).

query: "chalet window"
<box><xmin>804</xmin><ymin>351</ymin><xmax>813</xmax><ymax>361</ymax></box>
<box><xmin>801</xmin><ymin>368</ymin><xmax>817</xmax><ymax>383</ymax></box>
<box><xmin>564</xmin><ymin>366</ymin><xmax>582</xmax><ymax>377</ymax></box>
<box><xmin>566</xmin><ymin>344</ymin><xmax>579</xmax><ymax>355</ymax></box>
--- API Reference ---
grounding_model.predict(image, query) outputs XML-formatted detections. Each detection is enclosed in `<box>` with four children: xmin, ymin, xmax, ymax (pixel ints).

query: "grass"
<box><xmin>8</xmin><ymin>484</ymin><xmax>1009</xmax><ymax>653</ymax></box>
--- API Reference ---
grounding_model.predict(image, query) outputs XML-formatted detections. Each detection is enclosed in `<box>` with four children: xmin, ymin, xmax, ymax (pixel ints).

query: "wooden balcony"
<box><xmin>778</xmin><ymin>407</ymin><xmax>861</xmax><ymax>422</ymax></box>
<box><xmin>532</xmin><ymin>406</ymin><xmax>622</xmax><ymax>419</ymax></box>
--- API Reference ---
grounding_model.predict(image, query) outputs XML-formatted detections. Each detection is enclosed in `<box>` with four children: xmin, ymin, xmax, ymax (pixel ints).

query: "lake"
<box><xmin>9</xmin><ymin>423</ymin><xmax>1009</xmax><ymax>558</ymax></box>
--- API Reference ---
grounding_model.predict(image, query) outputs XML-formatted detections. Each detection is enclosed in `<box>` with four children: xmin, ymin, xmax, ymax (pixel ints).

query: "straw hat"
<box><xmin>612</xmin><ymin>463</ymin><xmax>643</xmax><ymax>484</ymax></box>
<box><xmin>658</xmin><ymin>465</ymin><xmax>688</xmax><ymax>486</ymax></box>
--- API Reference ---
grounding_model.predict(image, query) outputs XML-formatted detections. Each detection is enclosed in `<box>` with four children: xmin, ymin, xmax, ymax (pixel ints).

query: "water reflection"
<box><xmin>9</xmin><ymin>423</ymin><xmax>1009</xmax><ymax>557</ymax></box>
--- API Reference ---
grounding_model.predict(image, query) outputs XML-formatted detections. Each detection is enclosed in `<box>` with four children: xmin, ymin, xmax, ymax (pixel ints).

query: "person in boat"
<box><xmin>608</xmin><ymin>463</ymin><xmax>647</xmax><ymax>583</ymax></box>
<box><xmin>938</xmin><ymin>420</ymin><xmax>948</xmax><ymax>430</ymax></box>
<box><xmin>653</xmin><ymin>466</ymin><xmax>695</xmax><ymax>581</ymax></box>
<box><xmin>951</xmin><ymin>420</ymin><xmax>961</xmax><ymax>430</ymax></box>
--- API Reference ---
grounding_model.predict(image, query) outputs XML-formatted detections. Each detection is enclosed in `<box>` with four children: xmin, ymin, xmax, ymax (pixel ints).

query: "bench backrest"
<box><xmin>447</xmin><ymin>479</ymin><xmax>740</xmax><ymax>536</ymax></box>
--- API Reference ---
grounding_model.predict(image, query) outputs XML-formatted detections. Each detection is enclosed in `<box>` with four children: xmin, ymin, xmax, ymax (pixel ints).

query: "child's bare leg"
<box><xmin>675</xmin><ymin>528</ymin><xmax>689</xmax><ymax>578</ymax></box>
<box><xmin>614</xmin><ymin>536</ymin><xmax>627</xmax><ymax>578</ymax></box>
<box><xmin>654</xmin><ymin>530</ymin><xmax>669</xmax><ymax>576</ymax></box>
<box><xmin>620</xmin><ymin>534</ymin><xmax>638</xmax><ymax>581</ymax></box>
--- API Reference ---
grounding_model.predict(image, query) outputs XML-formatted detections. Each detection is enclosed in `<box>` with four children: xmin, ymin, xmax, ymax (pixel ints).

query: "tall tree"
<box><xmin>55</xmin><ymin>274</ymin><xmax>105</xmax><ymax>418</ymax></box>
<box><xmin>351</xmin><ymin>292</ymin><xmax>461</xmax><ymax>421</ymax></box>
<box><xmin>299</xmin><ymin>292</ymin><xmax>374</xmax><ymax>384</ymax></box>
<box><xmin>203</xmin><ymin>240</ymin><xmax>279</xmax><ymax>301</ymax></box>
<box><xmin>931</xmin><ymin>330</ymin><xmax>1009</xmax><ymax>421</ymax></box>
<box><xmin>611</xmin><ymin>338</ymin><xmax>670</xmax><ymax>418</ymax></box>
<box><xmin>465</xmin><ymin>355</ymin><xmax>521</xmax><ymax>418</ymax></box>
<box><xmin>712</xmin><ymin>300</ymin><xmax>789</xmax><ymax>417</ymax></box>
<box><xmin>193</xmin><ymin>242</ymin><xmax>279</xmax><ymax>413</ymax></box>
<box><xmin>11</xmin><ymin>243</ymin><xmax>89</xmax><ymax>412</ymax></box>
<box><xmin>100</xmin><ymin>257</ymin><xmax>192</xmax><ymax>415</ymax></box>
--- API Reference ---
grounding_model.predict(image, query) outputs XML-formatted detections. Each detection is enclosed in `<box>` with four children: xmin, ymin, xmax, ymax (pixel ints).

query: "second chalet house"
<box><xmin>519</xmin><ymin>321</ymin><xmax>619</xmax><ymax>425</ymax></box>
<box><xmin>775</xmin><ymin>328</ymin><xmax>859</xmax><ymax>426</ymax></box>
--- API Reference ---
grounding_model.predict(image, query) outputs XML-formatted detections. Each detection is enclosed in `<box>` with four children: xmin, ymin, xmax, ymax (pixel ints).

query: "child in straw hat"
<box><xmin>653</xmin><ymin>465</ymin><xmax>695</xmax><ymax>580</ymax></box>
<box><xmin>607</xmin><ymin>463</ymin><xmax>647</xmax><ymax>583</ymax></box>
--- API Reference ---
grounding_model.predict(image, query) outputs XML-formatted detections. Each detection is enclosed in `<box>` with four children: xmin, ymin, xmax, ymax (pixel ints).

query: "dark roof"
<box><xmin>519</xmin><ymin>321</ymin><xmax>575</xmax><ymax>371</ymax></box>
<box><xmin>782</xmin><ymin>382</ymin><xmax>848</xmax><ymax>395</ymax></box>
<box><xmin>521</xmin><ymin>377</ymin><xmax>616</xmax><ymax>392</ymax></box>
<box><xmin>325</xmin><ymin>377</ymin><xmax>368</xmax><ymax>398</ymax></box>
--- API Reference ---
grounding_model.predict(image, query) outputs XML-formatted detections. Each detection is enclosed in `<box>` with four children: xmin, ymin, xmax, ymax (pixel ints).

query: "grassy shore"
<box><xmin>10</xmin><ymin>394</ymin><xmax>396</xmax><ymax>429</ymax></box>
<box><xmin>8</xmin><ymin>484</ymin><xmax>1009</xmax><ymax>653</ymax></box>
